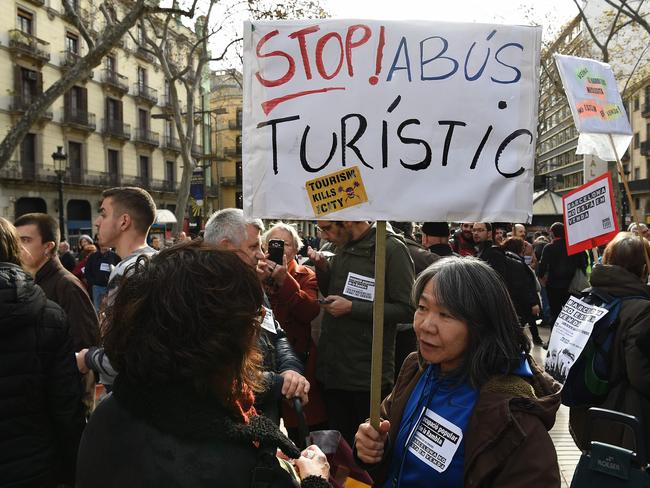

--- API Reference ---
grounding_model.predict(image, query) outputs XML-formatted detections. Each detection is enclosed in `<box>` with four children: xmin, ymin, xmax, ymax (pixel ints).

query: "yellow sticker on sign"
<box><xmin>305</xmin><ymin>166</ymin><xmax>368</xmax><ymax>217</ymax></box>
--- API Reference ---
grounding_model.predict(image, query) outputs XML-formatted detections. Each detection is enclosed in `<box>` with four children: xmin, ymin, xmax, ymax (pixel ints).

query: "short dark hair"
<box><xmin>602</xmin><ymin>232</ymin><xmax>650</xmax><ymax>278</ymax></box>
<box><xmin>101</xmin><ymin>187</ymin><xmax>156</xmax><ymax>234</ymax></box>
<box><xmin>0</xmin><ymin>217</ymin><xmax>22</xmax><ymax>265</ymax></box>
<box><xmin>550</xmin><ymin>222</ymin><xmax>565</xmax><ymax>240</ymax></box>
<box><xmin>14</xmin><ymin>213</ymin><xmax>60</xmax><ymax>253</ymax></box>
<box><xmin>103</xmin><ymin>240</ymin><xmax>264</xmax><ymax>409</ymax></box>
<box><xmin>501</xmin><ymin>236</ymin><xmax>525</xmax><ymax>255</ymax></box>
<box><xmin>412</xmin><ymin>256</ymin><xmax>530</xmax><ymax>388</ymax></box>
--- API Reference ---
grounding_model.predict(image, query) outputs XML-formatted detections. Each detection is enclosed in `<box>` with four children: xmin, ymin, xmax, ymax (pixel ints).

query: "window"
<box><xmin>66</xmin><ymin>33</ymin><xmax>79</xmax><ymax>54</ymax></box>
<box><xmin>20</xmin><ymin>133</ymin><xmax>36</xmax><ymax>178</ymax></box>
<box><xmin>139</xmin><ymin>155</ymin><xmax>150</xmax><ymax>185</ymax></box>
<box><xmin>235</xmin><ymin>191</ymin><xmax>243</xmax><ymax>209</ymax></box>
<box><xmin>634</xmin><ymin>96</ymin><xmax>640</xmax><ymax>111</ymax></box>
<box><xmin>20</xmin><ymin>67</ymin><xmax>39</xmax><ymax>103</ymax></box>
<box><xmin>137</xmin><ymin>67</ymin><xmax>146</xmax><ymax>88</ymax></box>
<box><xmin>107</xmin><ymin>149</ymin><xmax>119</xmax><ymax>185</ymax></box>
<box><xmin>68</xmin><ymin>141</ymin><xmax>82</xmax><ymax>183</ymax></box>
<box><xmin>236</xmin><ymin>161</ymin><xmax>242</xmax><ymax>185</ymax></box>
<box><xmin>634</xmin><ymin>132</ymin><xmax>640</xmax><ymax>149</ymax></box>
<box><xmin>17</xmin><ymin>9</ymin><xmax>33</xmax><ymax>35</ymax></box>
<box><xmin>236</xmin><ymin>108</ymin><xmax>242</xmax><ymax>127</ymax></box>
<box><xmin>635</xmin><ymin>198</ymin><xmax>641</xmax><ymax>210</ymax></box>
<box><xmin>138</xmin><ymin>109</ymin><xmax>149</xmax><ymax>133</ymax></box>
<box><xmin>165</xmin><ymin>160</ymin><xmax>174</xmax><ymax>188</ymax></box>
<box><xmin>635</xmin><ymin>167</ymin><xmax>641</xmax><ymax>180</ymax></box>
<box><xmin>106</xmin><ymin>55</ymin><xmax>116</xmax><ymax>73</ymax></box>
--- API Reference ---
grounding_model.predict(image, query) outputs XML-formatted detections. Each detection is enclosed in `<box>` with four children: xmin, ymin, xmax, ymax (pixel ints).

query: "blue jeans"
<box><xmin>92</xmin><ymin>285</ymin><xmax>107</xmax><ymax>311</ymax></box>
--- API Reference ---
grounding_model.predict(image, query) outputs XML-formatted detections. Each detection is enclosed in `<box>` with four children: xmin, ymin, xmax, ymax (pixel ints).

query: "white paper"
<box><xmin>342</xmin><ymin>272</ymin><xmax>375</xmax><ymax>301</ymax></box>
<box><xmin>261</xmin><ymin>306</ymin><xmax>277</xmax><ymax>334</ymax></box>
<box><xmin>408</xmin><ymin>408</ymin><xmax>463</xmax><ymax>473</ymax></box>
<box><xmin>100</xmin><ymin>262</ymin><xmax>111</xmax><ymax>272</ymax></box>
<box><xmin>243</xmin><ymin>20</ymin><xmax>541</xmax><ymax>222</ymax></box>
<box><xmin>544</xmin><ymin>296</ymin><xmax>608</xmax><ymax>384</ymax></box>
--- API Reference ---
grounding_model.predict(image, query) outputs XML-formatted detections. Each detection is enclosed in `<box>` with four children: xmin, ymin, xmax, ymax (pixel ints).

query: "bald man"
<box><xmin>513</xmin><ymin>224</ymin><xmax>537</xmax><ymax>270</ymax></box>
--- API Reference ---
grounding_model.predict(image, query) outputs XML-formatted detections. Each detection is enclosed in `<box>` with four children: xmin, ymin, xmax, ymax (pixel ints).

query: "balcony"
<box><xmin>101</xmin><ymin>69</ymin><xmax>129</xmax><ymax>95</ymax></box>
<box><xmin>641</xmin><ymin>140</ymin><xmax>650</xmax><ymax>157</ymax></box>
<box><xmin>224</xmin><ymin>146</ymin><xmax>242</xmax><ymax>157</ymax></box>
<box><xmin>134</xmin><ymin>46</ymin><xmax>155</xmax><ymax>63</ymax></box>
<box><xmin>642</xmin><ymin>102</ymin><xmax>650</xmax><ymax>119</ymax></box>
<box><xmin>60</xmin><ymin>49</ymin><xmax>81</xmax><ymax>68</ymax></box>
<box><xmin>159</xmin><ymin>94</ymin><xmax>184</xmax><ymax>113</ymax></box>
<box><xmin>220</xmin><ymin>176</ymin><xmax>239</xmax><ymax>187</ymax></box>
<box><xmin>102</xmin><ymin>119</ymin><xmax>131</xmax><ymax>141</ymax></box>
<box><xmin>161</xmin><ymin>134</ymin><xmax>181</xmax><ymax>152</ymax></box>
<box><xmin>62</xmin><ymin>108</ymin><xmax>96</xmax><ymax>132</ymax></box>
<box><xmin>134</xmin><ymin>128</ymin><xmax>159</xmax><ymax>147</ymax></box>
<box><xmin>62</xmin><ymin>6</ymin><xmax>90</xmax><ymax>24</ymax></box>
<box><xmin>9</xmin><ymin>95</ymin><xmax>53</xmax><ymax>120</ymax></box>
<box><xmin>191</xmin><ymin>143</ymin><xmax>203</xmax><ymax>157</ymax></box>
<box><xmin>132</xmin><ymin>83</ymin><xmax>158</xmax><ymax>105</ymax></box>
<box><xmin>8</xmin><ymin>29</ymin><xmax>51</xmax><ymax>65</ymax></box>
<box><xmin>628</xmin><ymin>178</ymin><xmax>650</xmax><ymax>193</ymax></box>
<box><xmin>228</xmin><ymin>119</ymin><xmax>242</xmax><ymax>130</ymax></box>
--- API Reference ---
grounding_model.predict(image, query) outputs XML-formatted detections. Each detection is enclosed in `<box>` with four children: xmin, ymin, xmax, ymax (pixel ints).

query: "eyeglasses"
<box><xmin>316</xmin><ymin>224</ymin><xmax>333</xmax><ymax>233</ymax></box>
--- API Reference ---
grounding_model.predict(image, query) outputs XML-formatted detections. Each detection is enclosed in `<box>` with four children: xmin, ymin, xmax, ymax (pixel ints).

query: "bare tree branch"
<box><xmin>61</xmin><ymin>0</ymin><xmax>95</xmax><ymax>49</ymax></box>
<box><xmin>210</xmin><ymin>38</ymin><xmax>242</xmax><ymax>62</ymax></box>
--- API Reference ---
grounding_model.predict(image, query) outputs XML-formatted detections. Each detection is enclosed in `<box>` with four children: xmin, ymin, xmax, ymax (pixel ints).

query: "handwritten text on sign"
<box><xmin>243</xmin><ymin>20</ymin><xmax>541</xmax><ymax>221</ymax></box>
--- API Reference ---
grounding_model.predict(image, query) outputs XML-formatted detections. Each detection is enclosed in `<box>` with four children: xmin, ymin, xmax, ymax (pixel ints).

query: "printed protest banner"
<box><xmin>554</xmin><ymin>54</ymin><xmax>632</xmax><ymax>162</ymax></box>
<box><xmin>562</xmin><ymin>172</ymin><xmax>619</xmax><ymax>255</ymax></box>
<box><xmin>544</xmin><ymin>295</ymin><xmax>609</xmax><ymax>384</ymax></box>
<box><xmin>243</xmin><ymin>20</ymin><xmax>541</xmax><ymax>222</ymax></box>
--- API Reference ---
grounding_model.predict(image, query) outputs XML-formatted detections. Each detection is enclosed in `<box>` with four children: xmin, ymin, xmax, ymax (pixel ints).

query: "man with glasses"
<box><xmin>451</xmin><ymin>222</ymin><xmax>476</xmax><ymax>256</ymax></box>
<box><xmin>307</xmin><ymin>221</ymin><xmax>415</xmax><ymax>445</ymax></box>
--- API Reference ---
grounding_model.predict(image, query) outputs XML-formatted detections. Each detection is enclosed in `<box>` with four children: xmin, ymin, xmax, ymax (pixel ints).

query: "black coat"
<box><xmin>0</xmin><ymin>263</ymin><xmax>85</xmax><ymax>488</ymax></box>
<box><xmin>77</xmin><ymin>378</ymin><xmax>328</xmax><ymax>488</ymax></box>
<box><xmin>538</xmin><ymin>239</ymin><xmax>587</xmax><ymax>289</ymax></box>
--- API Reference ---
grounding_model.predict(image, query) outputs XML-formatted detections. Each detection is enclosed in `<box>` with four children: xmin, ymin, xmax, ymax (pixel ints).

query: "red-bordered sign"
<box><xmin>562</xmin><ymin>172</ymin><xmax>619</xmax><ymax>255</ymax></box>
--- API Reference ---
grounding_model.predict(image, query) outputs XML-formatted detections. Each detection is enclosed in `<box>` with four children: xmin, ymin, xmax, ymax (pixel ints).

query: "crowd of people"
<box><xmin>1</xmin><ymin>185</ymin><xmax>648</xmax><ymax>487</ymax></box>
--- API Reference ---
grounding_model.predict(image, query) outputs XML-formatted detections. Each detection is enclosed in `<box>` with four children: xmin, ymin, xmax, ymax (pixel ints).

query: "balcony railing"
<box><xmin>134</xmin><ymin>46</ymin><xmax>155</xmax><ymax>63</ymax></box>
<box><xmin>228</xmin><ymin>119</ymin><xmax>242</xmax><ymax>130</ymax></box>
<box><xmin>60</xmin><ymin>49</ymin><xmax>81</xmax><ymax>68</ymax></box>
<box><xmin>10</xmin><ymin>95</ymin><xmax>53</xmax><ymax>120</ymax></box>
<box><xmin>224</xmin><ymin>146</ymin><xmax>242</xmax><ymax>157</ymax></box>
<box><xmin>101</xmin><ymin>69</ymin><xmax>129</xmax><ymax>94</ymax></box>
<box><xmin>134</xmin><ymin>128</ymin><xmax>159</xmax><ymax>147</ymax></box>
<box><xmin>132</xmin><ymin>83</ymin><xmax>158</xmax><ymax>105</ymax></box>
<box><xmin>641</xmin><ymin>140</ymin><xmax>650</xmax><ymax>157</ymax></box>
<box><xmin>62</xmin><ymin>108</ymin><xmax>96</xmax><ymax>131</ymax></box>
<box><xmin>102</xmin><ymin>119</ymin><xmax>131</xmax><ymax>140</ymax></box>
<box><xmin>642</xmin><ymin>102</ymin><xmax>650</xmax><ymax>119</ymax></box>
<box><xmin>628</xmin><ymin>178</ymin><xmax>650</xmax><ymax>193</ymax></box>
<box><xmin>8</xmin><ymin>29</ymin><xmax>51</xmax><ymax>64</ymax></box>
<box><xmin>162</xmin><ymin>135</ymin><xmax>181</xmax><ymax>151</ymax></box>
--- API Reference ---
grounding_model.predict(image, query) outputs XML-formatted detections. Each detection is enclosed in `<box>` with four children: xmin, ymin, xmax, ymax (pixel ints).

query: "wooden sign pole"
<box><xmin>369</xmin><ymin>220</ymin><xmax>386</xmax><ymax>430</ymax></box>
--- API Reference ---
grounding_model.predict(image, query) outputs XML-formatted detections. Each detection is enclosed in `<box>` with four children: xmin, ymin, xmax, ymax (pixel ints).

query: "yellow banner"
<box><xmin>305</xmin><ymin>166</ymin><xmax>368</xmax><ymax>217</ymax></box>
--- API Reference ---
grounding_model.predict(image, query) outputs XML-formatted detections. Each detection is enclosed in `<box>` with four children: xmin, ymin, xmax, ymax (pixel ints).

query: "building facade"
<box><xmin>0</xmin><ymin>0</ymin><xmax>202</xmax><ymax>244</ymax></box>
<box><xmin>624</xmin><ymin>76</ymin><xmax>650</xmax><ymax>224</ymax></box>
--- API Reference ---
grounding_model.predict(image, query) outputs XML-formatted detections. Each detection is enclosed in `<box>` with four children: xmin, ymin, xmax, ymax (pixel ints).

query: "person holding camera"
<box><xmin>264</xmin><ymin>222</ymin><xmax>328</xmax><ymax>443</ymax></box>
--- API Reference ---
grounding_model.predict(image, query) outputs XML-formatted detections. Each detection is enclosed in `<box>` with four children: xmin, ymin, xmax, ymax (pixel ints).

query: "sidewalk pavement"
<box><xmin>529</xmin><ymin>325</ymin><xmax>581</xmax><ymax>488</ymax></box>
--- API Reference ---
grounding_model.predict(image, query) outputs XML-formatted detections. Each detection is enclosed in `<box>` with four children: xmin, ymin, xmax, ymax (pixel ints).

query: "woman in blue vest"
<box><xmin>354</xmin><ymin>256</ymin><xmax>562</xmax><ymax>487</ymax></box>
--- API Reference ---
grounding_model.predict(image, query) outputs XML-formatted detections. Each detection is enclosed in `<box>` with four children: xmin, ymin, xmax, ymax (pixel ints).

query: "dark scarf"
<box><xmin>112</xmin><ymin>376</ymin><xmax>301</xmax><ymax>458</ymax></box>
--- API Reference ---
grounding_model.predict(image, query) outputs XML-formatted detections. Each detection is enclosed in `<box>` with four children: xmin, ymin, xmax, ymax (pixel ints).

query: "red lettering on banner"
<box><xmin>288</xmin><ymin>25</ymin><xmax>321</xmax><ymax>80</ymax></box>
<box><xmin>255</xmin><ymin>30</ymin><xmax>296</xmax><ymax>87</ymax></box>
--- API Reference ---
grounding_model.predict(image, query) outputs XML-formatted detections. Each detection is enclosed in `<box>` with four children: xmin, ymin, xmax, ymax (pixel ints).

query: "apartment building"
<box><xmin>0</xmin><ymin>0</ymin><xmax>202</xmax><ymax>242</ymax></box>
<box><xmin>624</xmin><ymin>76</ymin><xmax>650</xmax><ymax>224</ymax></box>
<box><xmin>210</xmin><ymin>69</ymin><xmax>242</xmax><ymax>210</ymax></box>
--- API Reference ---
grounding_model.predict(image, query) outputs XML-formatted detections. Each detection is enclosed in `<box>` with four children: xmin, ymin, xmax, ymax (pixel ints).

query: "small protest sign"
<box><xmin>562</xmin><ymin>172</ymin><xmax>619</xmax><ymax>255</ymax></box>
<box><xmin>554</xmin><ymin>54</ymin><xmax>632</xmax><ymax>162</ymax></box>
<box><xmin>408</xmin><ymin>408</ymin><xmax>463</xmax><ymax>473</ymax></box>
<box><xmin>243</xmin><ymin>20</ymin><xmax>541</xmax><ymax>222</ymax></box>
<box><xmin>544</xmin><ymin>296</ymin><xmax>609</xmax><ymax>384</ymax></box>
<box><xmin>305</xmin><ymin>166</ymin><xmax>368</xmax><ymax>216</ymax></box>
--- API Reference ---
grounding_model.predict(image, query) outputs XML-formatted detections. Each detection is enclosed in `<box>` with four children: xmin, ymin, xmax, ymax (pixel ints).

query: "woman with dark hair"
<box><xmin>0</xmin><ymin>217</ymin><xmax>85</xmax><ymax>487</ymax></box>
<box><xmin>76</xmin><ymin>241</ymin><xmax>330</xmax><ymax>488</ymax></box>
<box><xmin>354</xmin><ymin>256</ymin><xmax>561</xmax><ymax>487</ymax></box>
<box><xmin>569</xmin><ymin>232</ymin><xmax>650</xmax><ymax>452</ymax></box>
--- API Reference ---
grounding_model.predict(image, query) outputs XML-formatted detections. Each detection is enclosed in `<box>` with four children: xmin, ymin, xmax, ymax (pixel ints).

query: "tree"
<box><xmin>0</xmin><ymin>0</ymin><xmax>200</xmax><ymax>168</ymax></box>
<box><xmin>135</xmin><ymin>0</ymin><xmax>327</xmax><ymax>233</ymax></box>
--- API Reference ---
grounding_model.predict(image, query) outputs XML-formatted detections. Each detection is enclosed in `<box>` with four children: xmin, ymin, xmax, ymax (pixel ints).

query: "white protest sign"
<box><xmin>544</xmin><ymin>296</ymin><xmax>609</xmax><ymax>384</ymax></box>
<box><xmin>243</xmin><ymin>20</ymin><xmax>541</xmax><ymax>222</ymax></box>
<box><xmin>562</xmin><ymin>172</ymin><xmax>619</xmax><ymax>255</ymax></box>
<box><xmin>554</xmin><ymin>54</ymin><xmax>632</xmax><ymax>161</ymax></box>
<box><xmin>408</xmin><ymin>408</ymin><xmax>463</xmax><ymax>473</ymax></box>
<box><xmin>343</xmin><ymin>272</ymin><xmax>375</xmax><ymax>301</ymax></box>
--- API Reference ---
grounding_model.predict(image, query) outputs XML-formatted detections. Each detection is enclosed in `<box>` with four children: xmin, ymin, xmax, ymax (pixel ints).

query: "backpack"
<box><xmin>560</xmin><ymin>287</ymin><xmax>647</xmax><ymax>408</ymax></box>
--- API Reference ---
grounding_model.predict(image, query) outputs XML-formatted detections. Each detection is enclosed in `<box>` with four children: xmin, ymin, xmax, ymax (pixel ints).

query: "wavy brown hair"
<box><xmin>0</xmin><ymin>217</ymin><xmax>22</xmax><ymax>265</ymax></box>
<box><xmin>103</xmin><ymin>240</ymin><xmax>264</xmax><ymax>408</ymax></box>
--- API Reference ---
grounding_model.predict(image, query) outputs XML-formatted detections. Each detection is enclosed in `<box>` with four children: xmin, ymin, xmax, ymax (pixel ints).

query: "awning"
<box><xmin>533</xmin><ymin>189</ymin><xmax>563</xmax><ymax>216</ymax></box>
<box><xmin>155</xmin><ymin>209</ymin><xmax>177</xmax><ymax>224</ymax></box>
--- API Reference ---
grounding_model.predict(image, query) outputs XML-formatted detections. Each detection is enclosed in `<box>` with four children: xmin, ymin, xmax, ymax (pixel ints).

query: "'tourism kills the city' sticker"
<box><xmin>305</xmin><ymin>166</ymin><xmax>369</xmax><ymax>217</ymax></box>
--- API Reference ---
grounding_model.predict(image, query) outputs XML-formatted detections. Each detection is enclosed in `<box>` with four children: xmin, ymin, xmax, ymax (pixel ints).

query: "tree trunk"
<box><xmin>0</xmin><ymin>1</ymin><xmax>147</xmax><ymax>168</ymax></box>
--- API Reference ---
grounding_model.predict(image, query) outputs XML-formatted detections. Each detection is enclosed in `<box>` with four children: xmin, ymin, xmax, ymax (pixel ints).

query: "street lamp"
<box><xmin>52</xmin><ymin>145</ymin><xmax>68</xmax><ymax>241</ymax></box>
